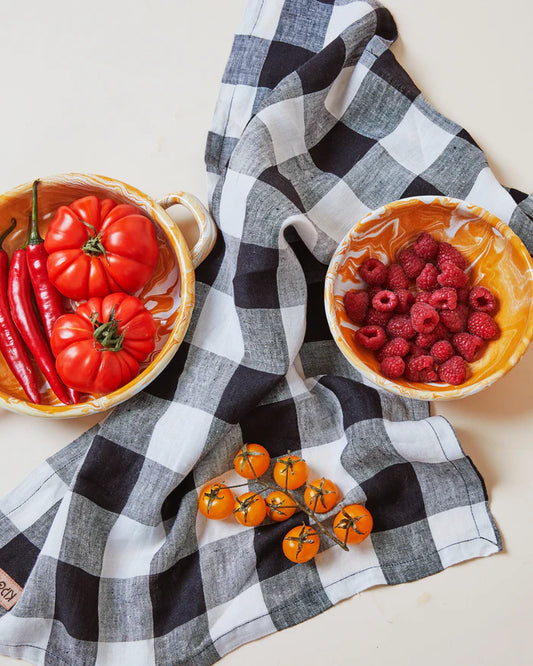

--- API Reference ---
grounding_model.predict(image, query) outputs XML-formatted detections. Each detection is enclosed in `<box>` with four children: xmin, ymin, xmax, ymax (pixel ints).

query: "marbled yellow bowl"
<box><xmin>325</xmin><ymin>196</ymin><xmax>533</xmax><ymax>400</ymax></box>
<box><xmin>0</xmin><ymin>173</ymin><xmax>217</xmax><ymax>417</ymax></box>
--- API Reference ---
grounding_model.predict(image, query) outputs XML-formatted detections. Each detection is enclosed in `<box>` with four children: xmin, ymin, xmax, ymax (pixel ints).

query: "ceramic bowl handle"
<box><xmin>157</xmin><ymin>192</ymin><xmax>217</xmax><ymax>269</ymax></box>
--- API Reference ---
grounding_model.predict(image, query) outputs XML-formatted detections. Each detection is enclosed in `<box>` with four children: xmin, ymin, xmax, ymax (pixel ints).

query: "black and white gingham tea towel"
<box><xmin>1</xmin><ymin>1</ymin><xmax>532</xmax><ymax>664</ymax></box>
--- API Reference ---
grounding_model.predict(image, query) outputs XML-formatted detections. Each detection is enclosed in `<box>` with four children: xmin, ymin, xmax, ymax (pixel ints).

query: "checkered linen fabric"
<box><xmin>1</xmin><ymin>1</ymin><xmax>531</xmax><ymax>664</ymax></box>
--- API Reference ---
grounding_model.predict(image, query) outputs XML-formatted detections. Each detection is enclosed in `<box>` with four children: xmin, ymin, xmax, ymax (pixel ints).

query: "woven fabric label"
<box><xmin>0</xmin><ymin>568</ymin><xmax>22</xmax><ymax>610</ymax></box>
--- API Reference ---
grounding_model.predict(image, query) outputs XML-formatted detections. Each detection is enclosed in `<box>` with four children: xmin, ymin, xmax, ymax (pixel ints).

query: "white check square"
<box><xmin>380</xmin><ymin>104</ymin><xmax>455</xmax><ymax>174</ymax></box>
<box><xmin>219</xmin><ymin>168</ymin><xmax>257</xmax><ymax>239</ymax></box>
<box><xmin>192</xmin><ymin>288</ymin><xmax>245</xmax><ymax>364</ymax></box>
<box><xmin>95</xmin><ymin>639</ymin><xmax>156</xmax><ymax>666</ymax></box>
<box><xmin>208</xmin><ymin>582</ymin><xmax>276</xmax><ymax>652</ymax></box>
<box><xmin>237</xmin><ymin>0</ymin><xmax>284</xmax><ymax>41</ymax></box>
<box><xmin>146</xmin><ymin>403</ymin><xmax>214</xmax><ymax>474</ymax></box>
<box><xmin>259</xmin><ymin>96</ymin><xmax>307</xmax><ymax>165</ymax></box>
<box><xmin>384</xmin><ymin>416</ymin><xmax>461</xmax><ymax>464</ymax></box>
<box><xmin>100</xmin><ymin>514</ymin><xmax>166</xmax><ymax>579</ymax></box>
<box><xmin>324</xmin><ymin>1</ymin><xmax>375</xmax><ymax>46</ymax></box>
<box><xmin>307</xmin><ymin>179</ymin><xmax>371</xmax><ymax>242</ymax></box>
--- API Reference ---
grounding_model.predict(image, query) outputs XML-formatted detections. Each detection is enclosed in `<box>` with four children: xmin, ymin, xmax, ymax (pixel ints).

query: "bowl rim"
<box><xmin>324</xmin><ymin>195</ymin><xmax>533</xmax><ymax>401</ymax></box>
<box><xmin>0</xmin><ymin>172</ymin><xmax>196</xmax><ymax>418</ymax></box>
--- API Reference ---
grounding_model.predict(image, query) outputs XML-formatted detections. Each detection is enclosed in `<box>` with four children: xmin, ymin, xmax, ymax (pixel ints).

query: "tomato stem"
<box><xmin>91</xmin><ymin>306</ymin><xmax>125</xmax><ymax>352</ymax></box>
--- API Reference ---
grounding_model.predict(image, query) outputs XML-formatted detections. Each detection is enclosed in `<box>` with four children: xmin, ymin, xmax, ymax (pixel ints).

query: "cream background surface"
<box><xmin>0</xmin><ymin>1</ymin><xmax>531</xmax><ymax>664</ymax></box>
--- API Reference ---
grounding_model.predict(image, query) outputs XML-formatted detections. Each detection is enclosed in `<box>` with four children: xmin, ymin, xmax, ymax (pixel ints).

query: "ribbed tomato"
<box><xmin>51</xmin><ymin>292</ymin><xmax>156</xmax><ymax>394</ymax></box>
<box><xmin>44</xmin><ymin>196</ymin><xmax>159</xmax><ymax>300</ymax></box>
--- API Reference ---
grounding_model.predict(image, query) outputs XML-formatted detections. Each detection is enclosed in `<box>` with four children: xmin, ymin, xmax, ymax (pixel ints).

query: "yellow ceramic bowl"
<box><xmin>325</xmin><ymin>196</ymin><xmax>533</xmax><ymax>400</ymax></box>
<box><xmin>0</xmin><ymin>173</ymin><xmax>217</xmax><ymax>417</ymax></box>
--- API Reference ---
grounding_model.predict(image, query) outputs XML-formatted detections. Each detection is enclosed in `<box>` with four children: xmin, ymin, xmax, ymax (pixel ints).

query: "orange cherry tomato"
<box><xmin>273</xmin><ymin>454</ymin><xmax>308</xmax><ymax>490</ymax></box>
<box><xmin>265</xmin><ymin>490</ymin><xmax>297</xmax><ymax>522</ymax></box>
<box><xmin>234</xmin><ymin>443</ymin><xmax>271</xmax><ymax>479</ymax></box>
<box><xmin>333</xmin><ymin>504</ymin><xmax>373</xmax><ymax>545</ymax></box>
<box><xmin>233</xmin><ymin>492</ymin><xmax>267</xmax><ymax>527</ymax></box>
<box><xmin>198</xmin><ymin>483</ymin><xmax>235</xmax><ymax>520</ymax></box>
<box><xmin>282</xmin><ymin>524</ymin><xmax>320</xmax><ymax>563</ymax></box>
<box><xmin>304</xmin><ymin>478</ymin><xmax>339</xmax><ymax>514</ymax></box>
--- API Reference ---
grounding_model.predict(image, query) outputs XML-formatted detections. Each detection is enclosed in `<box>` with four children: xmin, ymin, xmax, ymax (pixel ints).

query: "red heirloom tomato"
<box><xmin>51</xmin><ymin>292</ymin><xmax>156</xmax><ymax>394</ymax></box>
<box><xmin>44</xmin><ymin>196</ymin><xmax>159</xmax><ymax>300</ymax></box>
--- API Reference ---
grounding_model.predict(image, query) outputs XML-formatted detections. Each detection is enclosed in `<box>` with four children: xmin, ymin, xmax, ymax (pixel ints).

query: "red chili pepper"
<box><xmin>8</xmin><ymin>220</ymin><xmax>71</xmax><ymax>405</ymax></box>
<box><xmin>26</xmin><ymin>180</ymin><xmax>79</xmax><ymax>404</ymax></box>
<box><xmin>0</xmin><ymin>219</ymin><xmax>41</xmax><ymax>404</ymax></box>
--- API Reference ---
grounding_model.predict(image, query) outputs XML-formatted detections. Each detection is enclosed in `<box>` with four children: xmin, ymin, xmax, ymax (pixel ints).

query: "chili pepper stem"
<box><xmin>27</xmin><ymin>180</ymin><xmax>43</xmax><ymax>246</ymax></box>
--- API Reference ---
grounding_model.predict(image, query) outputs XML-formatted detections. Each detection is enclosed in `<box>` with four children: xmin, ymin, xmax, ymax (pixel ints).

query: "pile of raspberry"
<box><xmin>343</xmin><ymin>232</ymin><xmax>500</xmax><ymax>385</ymax></box>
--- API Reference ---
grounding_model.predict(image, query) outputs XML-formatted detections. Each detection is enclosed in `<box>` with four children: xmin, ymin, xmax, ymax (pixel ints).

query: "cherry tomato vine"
<box><xmin>198</xmin><ymin>444</ymin><xmax>373</xmax><ymax>562</ymax></box>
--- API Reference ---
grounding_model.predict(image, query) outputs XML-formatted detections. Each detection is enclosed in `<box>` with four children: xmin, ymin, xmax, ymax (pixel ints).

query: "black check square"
<box><xmin>240</xmin><ymin>397</ymin><xmax>300</xmax><ymax>457</ymax></box>
<box><xmin>361</xmin><ymin>463</ymin><xmax>427</xmax><ymax>532</ymax></box>
<box><xmin>298</xmin><ymin>36</ymin><xmax>346</xmax><ymax>94</ymax></box>
<box><xmin>258</xmin><ymin>41</ymin><xmax>314</xmax><ymax>89</ymax></box>
<box><xmin>215</xmin><ymin>364</ymin><xmax>283</xmax><ymax>424</ymax></box>
<box><xmin>150</xmin><ymin>550</ymin><xmax>207</xmax><ymax>636</ymax></box>
<box><xmin>0</xmin><ymin>533</ymin><xmax>39</xmax><ymax>589</ymax></box>
<box><xmin>319</xmin><ymin>375</ymin><xmax>382</xmax><ymax>428</ymax></box>
<box><xmin>54</xmin><ymin>560</ymin><xmax>100</xmax><ymax>642</ymax></box>
<box><xmin>233</xmin><ymin>242</ymin><xmax>280</xmax><ymax>309</ymax></box>
<box><xmin>73</xmin><ymin>436</ymin><xmax>145</xmax><ymax>515</ymax></box>
<box><xmin>310</xmin><ymin>122</ymin><xmax>377</xmax><ymax>177</ymax></box>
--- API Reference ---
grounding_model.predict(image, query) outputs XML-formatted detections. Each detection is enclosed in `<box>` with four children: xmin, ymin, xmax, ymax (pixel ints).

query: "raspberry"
<box><xmin>430</xmin><ymin>340</ymin><xmax>454</xmax><ymax>364</ymax></box>
<box><xmin>385</xmin><ymin>263</ymin><xmax>409</xmax><ymax>291</ymax></box>
<box><xmin>405</xmin><ymin>355</ymin><xmax>437</xmax><ymax>382</ymax></box>
<box><xmin>437</xmin><ymin>262</ymin><xmax>469</xmax><ymax>288</ymax></box>
<box><xmin>413</xmin><ymin>232</ymin><xmax>439</xmax><ymax>261</ymax></box>
<box><xmin>359</xmin><ymin>258</ymin><xmax>387</xmax><ymax>285</ymax></box>
<box><xmin>386</xmin><ymin>314</ymin><xmax>416</xmax><ymax>340</ymax></box>
<box><xmin>394</xmin><ymin>288</ymin><xmax>414</xmax><ymax>314</ymax></box>
<box><xmin>440</xmin><ymin>303</ymin><xmax>468</xmax><ymax>333</ymax></box>
<box><xmin>415</xmin><ymin>290</ymin><xmax>432</xmax><ymax>304</ymax></box>
<box><xmin>367</xmin><ymin>285</ymin><xmax>383</xmax><ymax>300</ymax></box>
<box><xmin>467</xmin><ymin>312</ymin><xmax>499</xmax><ymax>340</ymax></box>
<box><xmin>429</xmin><ymin>287</ymin><xmax>457</xmax><ymax>311</ymax></box>
<box><xmin>409</xmin><ymin>344</ymin><xmax>428</xmax><ymax>358</ymax></box>
<box><xmin>456</xmin><ymin>286</ymin><xmax>470</xmax><ymax>303</ymax></box>
<box><xmin>364</xmin><ymin>307</ymin><xmax>392</xmax><ymax>327</ymax></box>
<box><xmin>410</xmin><ymin>303</ymin><xmax>439</xmax><ymax>334</ymax></box>
<box><xmin>436</xmin><ymin>242</ymin><xmax>467</xmax><ymax>270</ymax></box>
<box><xmin>380</xmin><ymin>356</ymin><xmax>405</xmax><ymax>379</ymax></box>
<box><xmin>354</xmin><ymin>325</ymin><xmax>386</xmax><ymax>350</ymax></box>
<box><xmin>375</xmin><ymin>337</ymin><xmax>410</xmax><ymax>362</ymax></box>
<box><xmin>343</xmin><ymin>290</ymin><xmax>369</xmax><ymax>324</ymax></box>
<box><xmin>416</xmin><ymin>263</ymin><xmax>439</xmax><ymax>291</ymax></box>
<box><xmin>469</xmin><ymin>286</ymin><xmax>498</xmax><ymax>315</ymax></box>
<box><xmin>438</xmin><ymin>355</ymin><xmax>467</xmax><ymax>385</ymax></box>
<box><xmin>415</xmin><ymin>322</ymin><xmax>448</xmax><ymax>349</ymax></box>
<box><xmin>397</xmin><ymin>249</ymin><xmax>425</xmax><ymax>279</ymax></box>
<box><xmin>452</xmin><ymin>332</ymin><xmax>484</xmax><ymax>362</ymax></box>
<box><xmin>372</xmin><ymin>290</ymin><xmax>398</xmax><ymax>313</ymax></box>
